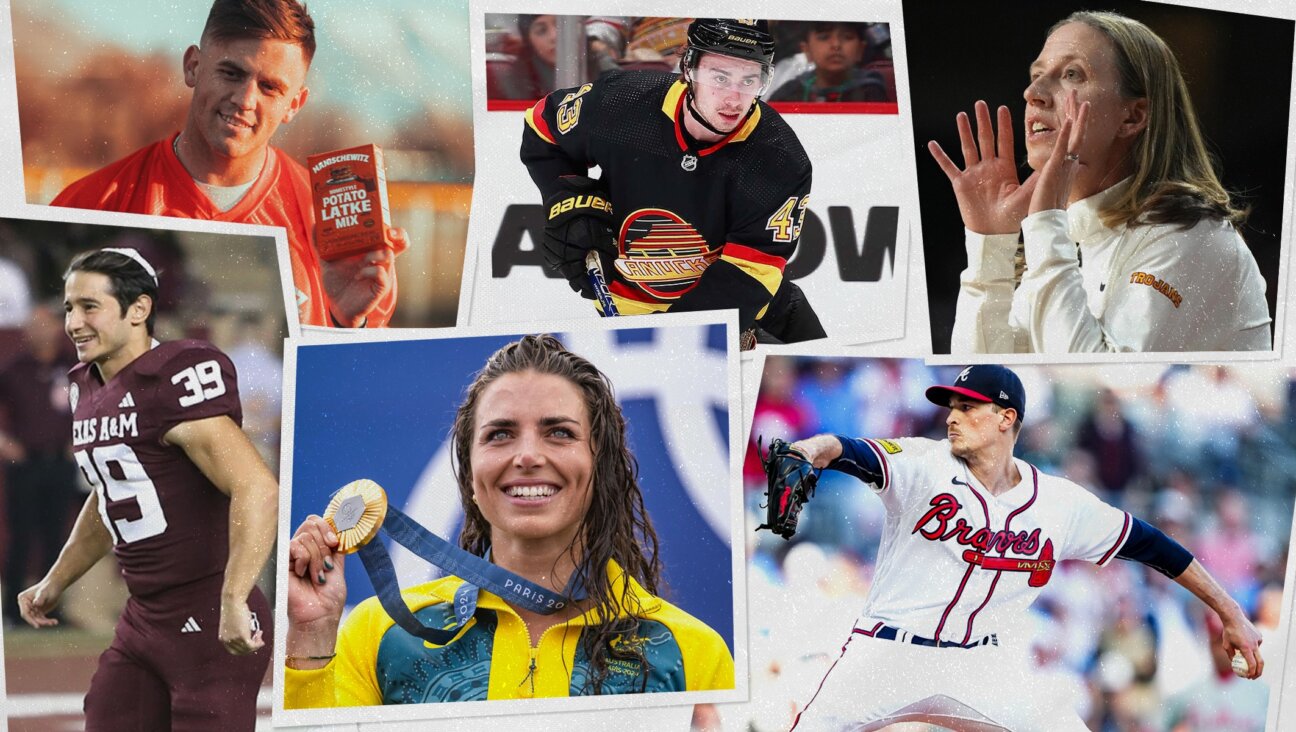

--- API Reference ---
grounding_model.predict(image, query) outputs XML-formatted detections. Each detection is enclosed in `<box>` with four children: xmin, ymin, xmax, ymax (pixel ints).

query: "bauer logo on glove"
<box><xmin>541</xmin><ymin>175</ymin><xmax>618</xmax><ymax>299</ymax></box>
<box><xmin>756</xmin><ymin>437</ymin><xmax>818</xmax><ymax>539</ymax></box>
<box><xmin>548</xmin><ymin>193</ymin><xmax>613</xmax><ymax>220</ymax></box>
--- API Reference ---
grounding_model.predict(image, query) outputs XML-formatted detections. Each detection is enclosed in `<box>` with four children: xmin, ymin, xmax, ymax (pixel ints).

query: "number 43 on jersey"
<box><xmin>767</xmin><ymin>195</ymin><xmax>810</xmax><ymax>243</ymax></box>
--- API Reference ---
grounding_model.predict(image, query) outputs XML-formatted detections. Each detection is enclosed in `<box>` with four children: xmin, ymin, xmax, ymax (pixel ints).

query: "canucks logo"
<box><xmin>614</xmin><ymin>208</ymin><xmax>717</xmax><ymax>300</ymax></box>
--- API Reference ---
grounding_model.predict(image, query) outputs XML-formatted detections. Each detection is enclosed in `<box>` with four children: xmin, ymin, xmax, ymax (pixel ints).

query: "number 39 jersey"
<box><xmin>847</xmin><ymin>437</ymin><xmax>1131</xmax><ymax>645</ymax></box>
<box><xmin>69</xmin><ymin>340</ymin><xmax>241</xmax><ymax>599</ymax></box>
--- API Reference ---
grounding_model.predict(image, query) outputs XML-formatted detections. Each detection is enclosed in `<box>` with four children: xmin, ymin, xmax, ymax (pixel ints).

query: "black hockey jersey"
<box><xmin>522</xmin><ymin>71</ymin><xmax>813</xmax><ymax>331</ymax></box>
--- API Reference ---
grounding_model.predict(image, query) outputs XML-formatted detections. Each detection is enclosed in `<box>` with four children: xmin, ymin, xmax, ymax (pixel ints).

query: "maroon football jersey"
<box><xmin>69</xmin><ymin>340</ymin><xmax>241</xmax><ymax>598</ymax></box>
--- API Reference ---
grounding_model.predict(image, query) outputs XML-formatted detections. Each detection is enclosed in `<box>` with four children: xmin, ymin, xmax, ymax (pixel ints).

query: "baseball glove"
<box><xmin>756</xmin><ymin>437</ymin><xmax>818</xmax><ymax>539</ymax></box>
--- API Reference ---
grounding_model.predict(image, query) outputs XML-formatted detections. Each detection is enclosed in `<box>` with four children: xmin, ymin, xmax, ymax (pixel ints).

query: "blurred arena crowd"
<box><xmin>486</xmin><ymin>15</ymin><xmax>897</xmax><ymax>104</ymax></box>
<box><xmin>741</xmin><ymin>357</ymin><xmax>1292</xmax><ymax>732</ymax></box>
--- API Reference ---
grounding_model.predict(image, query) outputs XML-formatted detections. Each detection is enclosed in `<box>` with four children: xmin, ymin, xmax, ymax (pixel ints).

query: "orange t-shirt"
<box><xmin>51</xmin><ymin>132</ymin><xmax>395</xmax><ymax>328</ymax></box>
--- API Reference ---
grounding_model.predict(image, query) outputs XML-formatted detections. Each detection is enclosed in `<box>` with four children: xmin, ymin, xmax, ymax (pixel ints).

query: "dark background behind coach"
<box><xmin>904</xmin><ymin>0</ymin><xmax>1293</xmax><ymax>353</ymax></box>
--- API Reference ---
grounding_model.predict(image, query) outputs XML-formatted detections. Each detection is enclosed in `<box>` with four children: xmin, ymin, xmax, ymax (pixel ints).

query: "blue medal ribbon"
<box><xmin>354</xmin><ymin>503</ymin><xmax>587</xmax><ymax>645</ymax></box>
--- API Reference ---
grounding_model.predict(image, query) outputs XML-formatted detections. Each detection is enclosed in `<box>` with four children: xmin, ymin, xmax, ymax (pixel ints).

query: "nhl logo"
<box><xmin>681</xmin><ymin>154</ymin><xmax>698</xmax><ymax>172</ymax></box>
<box><xmin>69</xmin><ymin>382</ymin><xmax>79</xmax><ymax>412</ymax></box>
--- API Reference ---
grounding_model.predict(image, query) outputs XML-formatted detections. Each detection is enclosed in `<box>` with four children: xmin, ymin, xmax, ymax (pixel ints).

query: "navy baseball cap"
<box><xmin>925</xmin><ymin>365</ymin><xmax>1026</xmax><ymax>422</ymax></box>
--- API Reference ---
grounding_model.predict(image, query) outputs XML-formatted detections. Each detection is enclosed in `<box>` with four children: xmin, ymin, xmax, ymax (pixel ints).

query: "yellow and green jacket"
<box><xmin>284</xmin><ymin>561</ymin><xmax>734</xmax><ymax>707</ymax></box>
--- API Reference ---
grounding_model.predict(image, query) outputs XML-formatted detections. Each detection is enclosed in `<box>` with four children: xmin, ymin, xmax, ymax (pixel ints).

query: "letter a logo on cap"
<box><xmin>957</xmin><ymin>367</ymin><xmax>973</xmax><ymax>382</ymax></box>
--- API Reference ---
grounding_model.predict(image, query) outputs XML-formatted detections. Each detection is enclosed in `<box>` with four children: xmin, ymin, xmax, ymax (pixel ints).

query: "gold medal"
<box><xmin>323</xmin><ymin>479</ymin><xmax>388</xmax><ymax>553</ymax></box>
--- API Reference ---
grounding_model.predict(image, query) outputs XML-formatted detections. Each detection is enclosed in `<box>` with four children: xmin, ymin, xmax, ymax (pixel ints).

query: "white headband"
<box><xmin>100</xmin><ymin>247</ymin><xmax>159</xmax><ymax>286</ymax></box>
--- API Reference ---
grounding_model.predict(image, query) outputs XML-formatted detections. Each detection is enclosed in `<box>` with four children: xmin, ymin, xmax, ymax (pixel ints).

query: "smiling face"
<box><xmin>469</xmin><ymin>370</ymin><xmax>595</xmax><ymax>553</ymax></box>
<box><xmin>180</xmin><ymin>35</ymin><xmax>309</xmax><ymax>184</ymax></box>
<box><xmin>685</xmin><ymin>52</ymin><xmax>766</xmax><ymax>141</ymax></box>
<box><xmin>1023</xmin><ymin>22</ymin><xmax>1147</xmax><ymax>199</ymax></box>
<box><xmin>63</xmin><ymin>271</ymin><xmax>150</xmax><ymax>379</ymax></box>
<box><xmin>945</xmin><ymin>395</ymin><xmax>1014</xmax><ymax>459</ymax></box>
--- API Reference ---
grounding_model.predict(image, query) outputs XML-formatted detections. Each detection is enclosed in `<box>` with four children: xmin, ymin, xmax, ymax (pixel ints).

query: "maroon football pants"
<box><xmin>84</xmin><ymin>576</ymin><xmax>272</xmax><ymax>731</ymax></box>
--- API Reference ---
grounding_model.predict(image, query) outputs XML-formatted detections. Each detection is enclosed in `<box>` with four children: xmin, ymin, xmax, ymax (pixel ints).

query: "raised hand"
<box><xmin>1029</xmin><ymin>91</ymin><xmax>1089</xmax><ymax>216</ymax></box>
<box><xmin>929</xmin><ymin>100</ymin><xmax>1037</xmax><ymax>235</ymax></box>
<box><xmin>285</xmin><ymin>514</ymin><xmax>348</xmax><ymax>666</ymax></box>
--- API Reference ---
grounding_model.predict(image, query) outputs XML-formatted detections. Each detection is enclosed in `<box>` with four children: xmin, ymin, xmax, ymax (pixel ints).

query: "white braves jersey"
<box><xmin>952</xmin><ymin>178</ymin><xmax>1271</xmax><ymax>353</ymax></box>
<box><xmin>853</xmin><ymin>437</ymin><xmax>1130</xmax><ymax>644</ymax></box>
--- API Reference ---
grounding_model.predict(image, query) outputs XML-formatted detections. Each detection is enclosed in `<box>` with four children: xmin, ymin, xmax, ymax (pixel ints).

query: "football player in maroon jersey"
<box><xmin>18</xmin><ymin>248</ymin><xmax>278</xmax><ymax>730</ymax></box>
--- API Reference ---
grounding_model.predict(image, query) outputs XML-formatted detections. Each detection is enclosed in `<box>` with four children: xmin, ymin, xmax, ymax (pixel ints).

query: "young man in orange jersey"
<box><xmin>52</xmin><ymin>0</ymin><xmax>404</xmax><ymax>328</ymax></box>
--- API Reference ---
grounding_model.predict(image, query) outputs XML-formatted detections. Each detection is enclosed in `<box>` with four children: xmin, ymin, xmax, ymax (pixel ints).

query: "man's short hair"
<box><xmin>64</xmin><ymin>249</ymin><xmax>160</xmax><ymax>336</ymax></box>
<box><xmin>201</xmin><ymin>0</ymin><xmax>317</xmax><ymax>64</ymax></box>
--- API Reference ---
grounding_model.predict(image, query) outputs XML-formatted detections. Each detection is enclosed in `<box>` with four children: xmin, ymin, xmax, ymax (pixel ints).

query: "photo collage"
<box><xmin>0</xmin><ymin>0</ymin><xmax>1293</xmax><ymax>731</ymax></box>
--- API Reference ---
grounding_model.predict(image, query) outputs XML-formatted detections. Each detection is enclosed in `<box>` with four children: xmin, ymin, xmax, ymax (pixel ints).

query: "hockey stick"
<box><xmin>586</xmin><ymin>250</ymin><xmax>619</xmax><ymax>317</ymax></box>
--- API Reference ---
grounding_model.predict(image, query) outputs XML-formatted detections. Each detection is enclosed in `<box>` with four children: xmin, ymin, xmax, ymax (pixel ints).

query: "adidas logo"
<box><xmin>180</xmin><ymin>617</ymin><xmax>202</xmax><ymax>633</ymax></box>
<box><xmin>118</xmin><ymin>392</ymin><xmax>136</xmax><ymax>409</ymax></box>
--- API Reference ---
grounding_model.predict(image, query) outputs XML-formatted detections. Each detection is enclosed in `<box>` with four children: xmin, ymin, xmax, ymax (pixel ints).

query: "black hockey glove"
<box><xmin>757</xmin><ymin>281</ymin><xmax>827</xmax><ymax>344</ymax></box>
<box><xmin>542</xmin><ymin>176</ymin><xmax>618</xmax><ymax>299</ymax></box>
<box><xmin>756</xmin><ymin>437</ymin><xmax>818</xmax><ymax>540</ymax></box>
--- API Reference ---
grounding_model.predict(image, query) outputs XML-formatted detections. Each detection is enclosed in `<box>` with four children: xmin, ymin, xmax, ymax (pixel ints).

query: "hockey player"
<box><xmin>522</xmin><ymin>18</ymin><xmax>825</xmax><ymax>346</ymax></box>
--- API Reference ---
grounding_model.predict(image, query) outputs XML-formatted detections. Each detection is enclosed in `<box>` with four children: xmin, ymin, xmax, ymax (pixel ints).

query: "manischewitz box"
<box><xmin>307</xmin><ymin>144</ymin><xmax>391</xmax><ymax>261</ymax></box>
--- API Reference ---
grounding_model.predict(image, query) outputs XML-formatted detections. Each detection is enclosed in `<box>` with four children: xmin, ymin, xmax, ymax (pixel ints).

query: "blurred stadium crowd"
<box><xmin>485</xmin><ymin>15</ymin><xmax>897</xmax><ymax>104</ymax></box>
<box><xmin>739</xmin><ymin>357</ymin><xmax>1292</xmax><ymax>732</ymax></box>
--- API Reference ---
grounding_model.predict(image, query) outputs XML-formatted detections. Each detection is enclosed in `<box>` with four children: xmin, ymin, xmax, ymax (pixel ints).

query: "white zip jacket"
<box><xmin>952</xmin><ymin>180</ymin><xmax>1271</xmax><ymax>353</ymax></box>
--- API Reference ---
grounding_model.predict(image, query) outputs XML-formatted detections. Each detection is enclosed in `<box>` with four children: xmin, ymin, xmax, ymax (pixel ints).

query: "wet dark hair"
<box><xmin>63</xmin><ymin>250</ymin><xmax>159</xmax><ymax>336</ymax></box>
<box><xmin>201</xmin><ymin>0</ymin><xmax>317</xmax><ymax>64</ymax></box>
<box><xmin>450</xmin><ymin>334</ymin><xmax>664</xmax><ymax>693</ymax></box>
